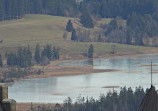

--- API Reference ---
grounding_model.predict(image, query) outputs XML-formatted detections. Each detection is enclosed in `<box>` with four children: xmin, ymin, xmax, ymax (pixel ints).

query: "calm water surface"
<box><xmin>8</xmin><ymin>54</ymin><xmax>158</xmax><ymax>103</ymax></box>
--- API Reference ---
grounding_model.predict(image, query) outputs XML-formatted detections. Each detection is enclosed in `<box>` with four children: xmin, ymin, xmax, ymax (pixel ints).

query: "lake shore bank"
<box><xmin>7</xmin><ymin>52</ymin><xmax>158</xmax><ymax>85</ymax></box>
<box><xmin>17</xmin><ymin>52</ymin><xmax>155</xmax><ymax>80</ymax></box>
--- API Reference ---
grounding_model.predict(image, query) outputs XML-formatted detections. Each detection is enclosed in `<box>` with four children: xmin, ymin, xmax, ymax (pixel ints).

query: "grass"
<box><xmin>0</xmin><ymin>14</ymin><xmax>156</xmax><ymax>59</ymax></box>
<box><xmin>0</xmin><ymin>14</ymin><xmax>70</xmax><ymax>46</ymax></box>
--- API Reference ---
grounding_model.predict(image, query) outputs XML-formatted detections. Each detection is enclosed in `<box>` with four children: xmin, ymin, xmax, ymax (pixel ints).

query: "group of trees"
<box><xmin>66</xmin><ymin>0</ymin><xmax>158</xmax><ymax>46</ymax></box>
<box><xmin>2</xmin><ymin>0</ymin><xmax>158</xmax><ymax>46</ymax></box>
<box><xmin>79</xmin><ymin>2</ymin><xmax>94</xmax><ymax>28</ymax></box>
<box><xmin>2</xmin><ymin>67</ymin><xmax>44</xmax><ymax>83</ymax></box>
<box><xmin>40</xmin><ymin>44</ymin><xmax>60</xmax><ymax>65</ymax></box>
<box><xmin>28</xmin><ymin>87</ymin><xmax>146</xmax><ymax>111</ymax></box>
<box><xmin>83</xmin><ymin>0</ymin><xmax>158</xmax><ymax>46</ymax></box>
<box><xmin>84</xmin><ymin>0</ymin><xmax>157</xmax><ymax>19</ymax></box>
<box><xmin>6</xmin><ymin>46</ymin><xmax>32</xmax><ymax>67</ymax></box>
<box><xmin>0</xmin><ymin>0</ymin><xmax>79</xmax><ymax>20</ymax></box>
<box><xmin>0</xmin><ymin>44</ymin><xmax>59</xmax><ymax>68</ymax></box>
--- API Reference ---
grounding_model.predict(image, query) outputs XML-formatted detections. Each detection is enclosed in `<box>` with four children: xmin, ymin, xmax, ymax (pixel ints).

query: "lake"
<box><xmin>8</xmin><ymin>54</ymin><xmax>158</xmax><ymax>103</ymax></box>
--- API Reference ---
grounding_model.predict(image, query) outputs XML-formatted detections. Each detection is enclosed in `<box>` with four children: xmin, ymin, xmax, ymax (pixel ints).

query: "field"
<box><xmin>0</xmin><ymin>14</ymin><xmax>157</xmax><ymax>59</ymax></box>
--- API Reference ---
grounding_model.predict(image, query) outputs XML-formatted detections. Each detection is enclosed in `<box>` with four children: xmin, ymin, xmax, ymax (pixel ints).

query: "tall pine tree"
<box><xmin>66</xmin><ymin>20</ymin><xmax>73</xmax><ymax>32</ymax></box>
<box><xmin>88</xmin><ymin>44</ymin><xmax>94</xmax><ymax>58</ymax></box>
<box><xmin>0</xmin><ymin>0</ymin><xmax>4</xmax><ymax>20</ymax></box>
<box><xmin>0</xmin><ymin>54</ymin><xmax>3</xmax><ymax>67</ymax></box>
<box><xmin>34</xmin><ymin>44</ymin><xmax>41</xmax><ymax>64</ymax></box>
<box><xmin>71</xmin><ymin>29</ymin><xmax>78</xmax><ymax>41</ymax></box>
<box><xmin>80</xmin><ymin>2</ymin><xmax>94</xmax><ymax>28</ymax></box>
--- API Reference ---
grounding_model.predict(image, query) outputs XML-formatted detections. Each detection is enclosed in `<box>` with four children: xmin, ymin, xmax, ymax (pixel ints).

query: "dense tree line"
<box><xmin>2</xmin><ymin>0</ymin><xmax>158</xmax><ymax>45</ymax></box>
<box><xmin>79</xmin><ymin>2</ymin><xmax>94</xmax><ymax>28</ymax></box>
<box><xmin>6</xmin><ymin>46</ymin><xmax>32</xmax><ymax>67</ymax></box>
<box><xmin>3</xmin><ymin>44</ymin><xmax>60</xmax><ymax>68</ymax></box>
<box><xmin>2</xmin><ymin>68</ymin><xmax>44</xmax><ymax>83</ymax></box>
<box><xmin>83</xmin><ymin>0</ymin><xmax>158</xmax><ymax>46</ymax></box>
<box><xmin>0</xmin><ymin>0</ymin><xmax>79</xmax><ymax>20</ymax></box>
<box><xmin>40</xmin><ymin>44</ymin><xmax>60</xmax><ymax>65</ymax></box>
<box><xmin>1</xmin><ymin>0</ymin><xmax>157</xmax><ymax>21</ymax></box>
<box><xmin>67</xmin><ymin>0</ymin><xmax>158</xmax><ymax>46</ymax></box>
<box><xmin>84</xmin><ymin>0</ymin><xmax>157</xmax><ymax>19</ymax></box>
<box><xmin>28</xmin><ymin>87</ymin><xmax>146</xmax><ymax>111</ymax></box>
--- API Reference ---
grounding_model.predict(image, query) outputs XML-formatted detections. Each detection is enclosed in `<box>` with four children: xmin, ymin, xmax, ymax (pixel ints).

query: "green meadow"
<box><xmin>0</xmin><ymin>14</ymin><xmax>154</xmax><ymax>58</ymax></box>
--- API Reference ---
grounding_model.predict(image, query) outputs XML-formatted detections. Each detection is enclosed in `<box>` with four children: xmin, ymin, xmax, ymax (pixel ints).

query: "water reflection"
<box><xmin>88</xmin><ymin>59</ymin><xmax>93</xmax><ymax>65</ymax></box>
<box><xmin>8</xmin><ymin>54</ymin><xmax>158</xmax><ymax>103</ymax></box>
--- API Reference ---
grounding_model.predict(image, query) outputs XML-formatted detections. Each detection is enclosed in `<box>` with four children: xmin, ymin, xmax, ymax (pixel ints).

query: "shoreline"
<box><xmin>13</xmin><ymin>52</ymin><xmax>158</xmax><ymax>111</ymax></box>
<box><xmin>7</xmin><ymin>52</ymin><xmax>158</xmax><ymax>85</ymax></box>
<box><xmin>58</xmin><ymin>51</ymin><xmax>158</xmax><ymax>63</ymax></box>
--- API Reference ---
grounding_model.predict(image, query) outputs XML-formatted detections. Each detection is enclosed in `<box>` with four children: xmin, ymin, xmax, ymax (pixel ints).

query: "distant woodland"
<box><xmin>1</xmin><ymin>0</ymin><xmax>158</xmax><ymax>46</ymax></box>
<box><xmin>28</xmin><ymin>87</ymin><xmax>146</xmax><ymax>111</ymax></box>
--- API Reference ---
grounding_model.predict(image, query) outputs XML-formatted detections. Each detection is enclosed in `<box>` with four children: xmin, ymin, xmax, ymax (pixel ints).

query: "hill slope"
<box><xmin>0</xmin><ymin>14</ymin><xmax>156</xmax><ymax>59</ymax></box>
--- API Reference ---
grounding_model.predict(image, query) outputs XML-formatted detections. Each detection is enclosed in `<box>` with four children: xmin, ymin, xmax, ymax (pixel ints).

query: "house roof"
<box><xmin>138</xmin><ymin>85</ymin><xmax>158</xmax><ymax>111</ymax></box>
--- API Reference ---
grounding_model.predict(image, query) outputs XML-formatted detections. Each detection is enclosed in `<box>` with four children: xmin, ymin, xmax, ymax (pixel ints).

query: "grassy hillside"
<box><xmin>0</xmin><ymin>14</ymin><xmax>156</xmax><ymax>59</ymax></box>
<box><xmin>0</xmin><ymin>14</ymin><xmax>71</xmax><ymax>46</ymax></box>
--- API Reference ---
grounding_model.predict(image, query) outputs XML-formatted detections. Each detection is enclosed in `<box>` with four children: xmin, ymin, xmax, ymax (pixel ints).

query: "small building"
<box><xmin>2</xmin><ymin>99</ymin><xmax>16</xmax><ymax>111</ymax></box>
<box><xmin>0</xmin><ymin>84</ymin><xmax>16</xmax><ymax>111</ymax></box>
<box><xmin>138</xmin><ymin>85</ymin><xmax>158</xmax><ymax>111</ymax></box>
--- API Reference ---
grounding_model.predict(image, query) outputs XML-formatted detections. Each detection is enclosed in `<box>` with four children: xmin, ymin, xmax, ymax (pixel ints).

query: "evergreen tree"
<box><xmin>33</xmin><ymin>0</ymin><xmax>42</xmax><ymax>14</ymax></box>
<box><xmin>66</xmin><ymin>20</ymin><xmax>73</xmax><ymax>32</ymax></box>
<box><xmin>71</xmin><ymin>29</ymin><xmax>78</xmax><ymax>41</ymax></box>
<box><xmin>10</xmin><ymin>0</ymin><xmax>18</xmax><ymax>19</ymax></box>
<box><xmin>56</xmin><ymin>48</ymin><xmax>59</xmax><ymax>60</ymax></box>
<box><xmin>26</xmin><ymin>45</ymin><xmax>32</xmax><ymax>66</ymax></box>
<box><xmin>52</xmin><ymin>47</ymin><xmax>59</xmax><ymax>60</ymax></box>
<box><xmin>41</xmin><ymin>44</ymin><xmax>52</xmax><ymax>60</ymax></box>
<box><xmin>79</xmin><ymin>2</ymin><xmax>94</xmax><ymax>28</ymax></box>
<box><xmin>0</xmin><ymin>0</ymin><xmax>4</xmax><ymax>20</ymax></box>
<box><xmin>17</xmin><ymin>47</ymin><xmax>24</xmax><ymax>67</ymax></box>
<box><xmin>0</xmin><ymin>54</ymin><xmax>3</xmax><ymax>67</ymax></box>
<box><xmin>7</xmin><ymin>52</ymin><xmax>17</xmax><ymax>66</ymax></box>
<box><xmin>80</xmin><ymin>11</ymin><xmax>94</xmax><ymax>28</ymax></box>
<box><xmin>17</xmin><ymin>0</ymin><xmax>25</xmax><ymax>18</ymax></box>
<box><xmin>105</xmin><ymin>19</ymin><xmax>118</xmax><ymax>35</ymax></box>
<box><xmin>97</xmin><ymin>34</ymin><xmax>102</xmax><ymax>42</ymax></box>
<box><xmin>16</xmin><ymin>46</ymin><xmax>32</xmax><ymax>67</ymax></box>
<box><xmin>34</xmin><ymin>44</ymin><xmax>41</xmax><ymax>64</ymax></box>
<box><xmin>88</xmin><ymin>44</ymin><xmax>94</xmax><ymax>58</ymax></box>
<box><xmin>126</xmin><ymin>29</ymin><xmax>132</xmax><ymax>45</ymax></box>
<box><xmin>45</xmin><ymin>44</ymin><xmax>52</xmax><ymax>60</ymax></box>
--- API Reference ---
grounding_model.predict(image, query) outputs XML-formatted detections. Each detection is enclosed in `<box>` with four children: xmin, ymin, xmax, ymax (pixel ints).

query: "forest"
<box><xmin>1</xmin><ymin>0</ymin><xmax>158</xmax><ymax>46</ymax></box>
<box><xmin>28</xmin><ymin>87</ymin><xmax>146</xmax><ymax>111</ymax></box>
